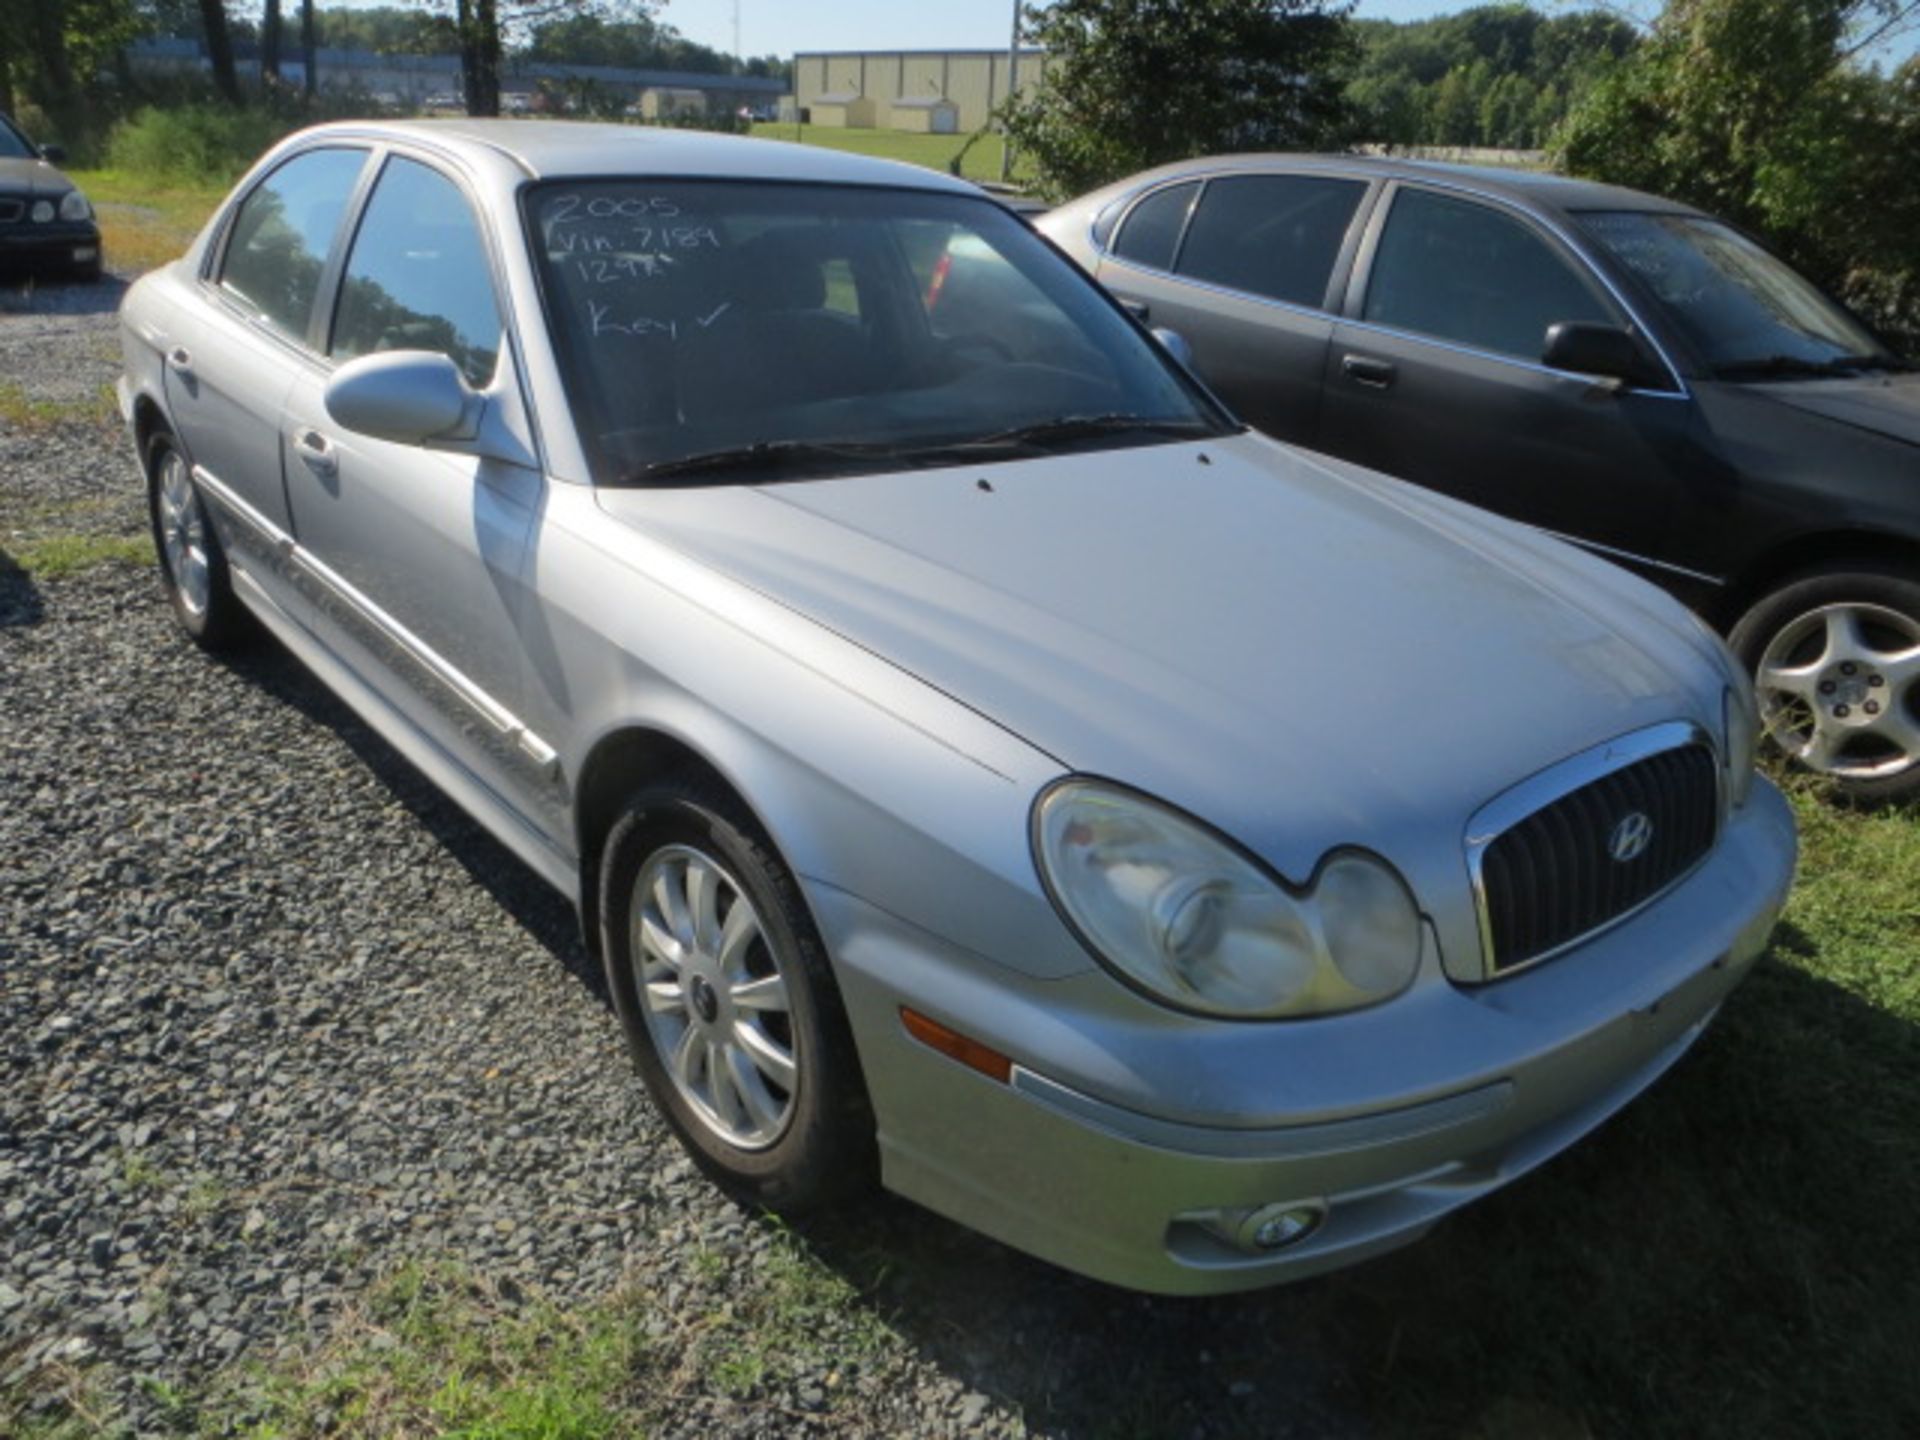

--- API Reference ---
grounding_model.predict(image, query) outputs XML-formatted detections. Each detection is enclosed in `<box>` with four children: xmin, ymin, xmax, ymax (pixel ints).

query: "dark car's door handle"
<box><xmin>292</xmin><ymin>428</ymin><xmax>338</xmax><ymax>477</ymax></box>
<box><xmin>1341</xmin><ymin>355</ymin><xmax>1397</xmax><ymax>389</ymax></box>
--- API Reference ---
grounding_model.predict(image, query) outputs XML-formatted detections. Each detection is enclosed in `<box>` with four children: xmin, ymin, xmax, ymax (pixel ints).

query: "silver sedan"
<box><xmin>118</xmin><ymin>121</ymin><xmax>1796</xmax><ymax>1295</ymax></box>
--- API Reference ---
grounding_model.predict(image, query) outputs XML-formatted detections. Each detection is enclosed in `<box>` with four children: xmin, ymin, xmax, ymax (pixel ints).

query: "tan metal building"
<box><xmin>792</xmin><ymin>49</ymin><xmax>1049</xmax><ymax>133</ymax></box>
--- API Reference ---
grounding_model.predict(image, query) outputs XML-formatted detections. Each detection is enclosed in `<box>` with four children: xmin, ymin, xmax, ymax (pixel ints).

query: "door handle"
<box><xmin>167</xmin><ymin>346</ymin><xmax>193</xmax><ymax>378</ymax></box>
<box><xmin>292</xmin><ymin>427</ymin><xmax>338</xmax><ymax>477</ymax></box>
<box><xmin>1341</xmin><ymin>355</ymin><xmax>1397</xmax><ymax>390</ymax></box>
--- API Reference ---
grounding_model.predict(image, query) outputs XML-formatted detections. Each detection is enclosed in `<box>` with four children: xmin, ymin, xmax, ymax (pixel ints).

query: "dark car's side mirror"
<box><xmin>39</xmin><ymin>143</ymin><xmax>67</xmax><ymax>165</ymax></box>
<box><xmin>1543</xmin><ymin>322</ymin><xmax>1666</xmax><ymax>391</ymax></box>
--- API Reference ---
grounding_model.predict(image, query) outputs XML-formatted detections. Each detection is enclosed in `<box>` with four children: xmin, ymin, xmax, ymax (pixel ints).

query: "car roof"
<box><xmin>293</xmin><ymin>118</ymin><xmax>984</xmax><ymax>197</ymax></box>
<box><xmin>1088</xmin><ymin>152</ymin><xmax>1702</xmax><ymax>217</ymax></box>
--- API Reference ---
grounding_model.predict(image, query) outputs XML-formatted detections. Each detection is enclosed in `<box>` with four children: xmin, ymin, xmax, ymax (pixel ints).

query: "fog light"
<box><xmin>1237</xmin><ymin>1202</ymin><xmax>1325</xmax><ymax>1252</ymax></box>
<box><xmin>73</xmin><ymin>246</ymin><xmax>98</xmax><ymax>262</ymax></box>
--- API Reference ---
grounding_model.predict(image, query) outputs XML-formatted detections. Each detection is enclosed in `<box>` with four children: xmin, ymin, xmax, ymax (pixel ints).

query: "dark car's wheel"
<box><xmin>1731</xmin><ymin>566</ymin><xmax>1920</xmax><ymax>803</ymax></box>
<box><xmin>147</xmin><ymin>433</ymin><xmax>247</xmax><ymax>651</ymax></box>
<box><xmin>599</xmin><ymin>781</ymin><xmax>874</xmax><ymax>1212</ymax></box>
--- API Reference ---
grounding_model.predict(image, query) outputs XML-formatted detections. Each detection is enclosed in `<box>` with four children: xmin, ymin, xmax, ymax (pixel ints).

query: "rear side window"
<box><xmin>1176</xmin><ymin>175</ymin><xmax>1365</xmax><ymax>309</ymax></box>
<box><xmin>1110</xmin><ymin>182</ymin><xmax>1199</xmax><ymax>271</ymax></box>
<box><xmin>331</xmin><ymin>156</ymin><xmax>503</xmax><ymax>387</ymax></box>
<box><xmin>219</xmin><ymin>148</ymin><xmax>368</xmax><ymax>342</ymax></box>
<box><xmin>1363</xmin><ymin>188</ymin><xmax>1615</xmax><ymax>361</ymax></box>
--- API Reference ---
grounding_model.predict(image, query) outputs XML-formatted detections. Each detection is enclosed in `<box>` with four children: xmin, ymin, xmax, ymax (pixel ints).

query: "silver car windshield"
<box><xmin>525</xmin><ymin>180</ymin><xmax>1230</xmax><ymax>484</ymax></box>
<box><xmin>1579</xmin><ymin>211</ymin><xmax>1899</xmax><ymax>378</ymax></box>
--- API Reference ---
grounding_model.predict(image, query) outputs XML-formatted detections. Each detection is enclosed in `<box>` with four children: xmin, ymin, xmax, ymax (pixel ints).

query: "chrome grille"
<box><xmin>0</xmin><ymin>199</ymin><xmax>23</xmax><ymax>225</ymax></box>
<box><xmin>1474</xmin><ymin>736</ymin><xmax>1719</xmax><ymax>975</ymax></box>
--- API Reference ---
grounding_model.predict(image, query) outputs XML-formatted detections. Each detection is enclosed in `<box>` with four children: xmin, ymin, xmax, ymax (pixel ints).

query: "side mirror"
<box><xmin>325</xmin><ymin>351</ymin><xmax>480</xmax><ymax>447</ymax></box>
<box><xmin>1151</xmin><ymin>326</ymin><xmax>1195</xmax><ymax>369</ymax></box>
<box><xmin>1543</xmin><ymin>322</ymin><xmax>1665</xmax><ymax>390</ymax></box>
<box><xmin>39</xmin><ymin>143</ymin><xmax>66</xmax><ymax>165</ymax></box>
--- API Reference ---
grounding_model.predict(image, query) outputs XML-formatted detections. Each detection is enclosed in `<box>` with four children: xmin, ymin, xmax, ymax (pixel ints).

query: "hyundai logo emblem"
<box><xmin>1608</xmin><ymin>811</ymin><xmax>1654</xmax><ymax>863</ymax></box>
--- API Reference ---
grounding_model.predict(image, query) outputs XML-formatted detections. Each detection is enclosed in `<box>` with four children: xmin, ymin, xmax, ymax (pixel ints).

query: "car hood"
<box><xmin>1734</xmin><ymin>370</ymin><xmax>1920</xmax><ymax>447</ymax></box>
<box><xmin>595</xmin><ymin>433</ymin><xmax>1727</xmax><ymax>922</ymax></box>
<box><xmin>0</xmin><ymin>156</ymin><xmax>72</xmax><ymax>198</ymax></box>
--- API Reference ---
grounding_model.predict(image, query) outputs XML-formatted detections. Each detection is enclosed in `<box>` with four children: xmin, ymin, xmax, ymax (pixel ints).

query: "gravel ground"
<box><xmin>1</xmin><ymin>283</ymin><xmax>1355</xmax><ymax>1437</ymax></box>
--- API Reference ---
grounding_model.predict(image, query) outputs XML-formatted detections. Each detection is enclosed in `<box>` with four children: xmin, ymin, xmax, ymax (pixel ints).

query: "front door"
<box><xmin>279</xmin><ymin>152</ymin><xmax>554</xmax><ymax>830</ymax></box>
<box><xmin>1318</xmin><ymin>183</ymin><xmax>1707</xmax><ymax>576</ymax></box>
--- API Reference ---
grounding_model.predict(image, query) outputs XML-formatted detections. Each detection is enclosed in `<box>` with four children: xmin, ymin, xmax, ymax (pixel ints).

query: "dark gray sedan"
<box><xmin>1041</xmin><ymin>156</ymin><xmax>1920</xmax><ymax>801</ymax></box>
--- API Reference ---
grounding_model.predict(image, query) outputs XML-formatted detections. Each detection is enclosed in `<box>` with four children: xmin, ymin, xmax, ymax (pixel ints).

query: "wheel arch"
<box><xmin>571</xmin><ymin>723</ymin><xmax>808</xmax><ymax>968</ymax></box>
<box><xmin>132</xmin><ymin>393</ymin><xmax>173</xmax><ymax>473</ymax></box>
<box><xmin>1715</xmin><ymin>529</ymin><xmax>1920</xmax><ymax>630</ymax></box>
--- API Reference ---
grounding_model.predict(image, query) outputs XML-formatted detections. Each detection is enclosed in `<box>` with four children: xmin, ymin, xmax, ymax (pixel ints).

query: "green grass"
<box><xmin>0</xmin><ymin>382</ymin><xmax>119</xmax><ymax>433</ymax></box>
<box><xmin>67</xmin><ymin>169</ymin><xmax>225</xmax><ymax>276</ymax></box>
<box><xmin>211</xmin><ymin>1263</ymin><xmax>650</xmax><ymax>1439</ymax></box>
<box><xmin>2</xmin><ymin>534</ymin><xmax>149</xmax><ymax>581</ymax></box>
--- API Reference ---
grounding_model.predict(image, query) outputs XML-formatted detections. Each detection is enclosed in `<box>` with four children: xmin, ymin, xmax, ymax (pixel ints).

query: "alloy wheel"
<box><xmin>156</xmin><ymin>449</ymin><xmax>212</xmax><ymax>618</ymax></box>
<box><xmin>1755</xmin><ymin>602</ymin><xmax>1920</xmax><ymax>779</ymax></box>
<box><xmin>630</xmin><ymin>844</ymin><xmax>798</xmax><ymax>1150</ymax></box>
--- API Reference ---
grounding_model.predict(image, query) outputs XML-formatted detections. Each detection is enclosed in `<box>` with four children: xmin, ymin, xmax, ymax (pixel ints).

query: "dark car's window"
<box><xmin>526</xmin><ymin>180</ymin><xmax>1229</xmax><ymax>484</ymax></box>
<box><xmin>0</xmin><ymin>117</ymin><xmax>35</xmax><ymax>160</ymax></box>
<box><xmin>1578</xmin><ymin>211</ymin><xmax>1895</xmax><ymax>373</ymax></box>
<box><xmin>331</xmin><ymin>156</ymin><xmax>502</xmax><ymax>387</ymax></box>
<box><xmin>220</xmin><ymin>148</ymin><xmax>368</xmax><ymax>342</ymax></box>
<box><xmin>1176</xmin><ymin>175</ymin><xmax>1365</xmax><ymax>309</ymax></box>
<box><xmin>1110</xmin><ymin>182</ymin><xmax>1200</xmax><ymax>271</ymax></box>
<box><xmin>1364</xmin><ymin>188</ymin><xmax>1615</xmax><ymax>361</ymax></box>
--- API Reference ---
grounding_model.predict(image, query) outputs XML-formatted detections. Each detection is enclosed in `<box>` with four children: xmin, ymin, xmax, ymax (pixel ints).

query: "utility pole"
<box><xmin>733</xmin><ymin>0</ymin><xmax>742</xmax><ymax>62</ymax></box>
<box><xmin>1000</xmin><ymin>0</ymin><xmax>1020</xmax><ymax>182</ymax></box>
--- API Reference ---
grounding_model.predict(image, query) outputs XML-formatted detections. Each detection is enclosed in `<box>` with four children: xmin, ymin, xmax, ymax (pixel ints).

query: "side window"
<box><xmin>331</xmin><ymin>156</ymin><xmax>503</xmax><ymax>387</ymax></box>
<box><xmin>1110</xmin><ymin>181</ymin><xmax>1199</xmax><ymax>271</ymax></box>
<box><xmin>1176</xmin><ymin>175</ymin><xmax>1365</xmax><ymax>309</ymax></box>
<box><xmin>219</xmin><ymin>148</ymin><xmax>368</xmax><ymax>341</ymax></box>
<box><xmin>1363</xmin><ymin>189</ymin><xmax>1616</xmax><ymax>361</ymax></box>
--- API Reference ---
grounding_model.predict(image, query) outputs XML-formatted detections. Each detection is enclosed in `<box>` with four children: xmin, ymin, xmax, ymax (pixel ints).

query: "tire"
<box><xmin>1730</xmin><ymin>565</ymin><xmax>1920</xmax><ymax>804</ymax></box>
<box><xmin>598</xmin><ymin>779</ymin><xmax>875</xmax><ymax>1213</ymax></box>
<box><xmin>146</xmin><ymin>431</ymin><xmax>247</xmax><ymax>651</ymax></box>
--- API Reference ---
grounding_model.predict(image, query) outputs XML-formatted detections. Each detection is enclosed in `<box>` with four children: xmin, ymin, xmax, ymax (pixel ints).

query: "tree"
<box><xmin>262</xmin><ymin>0</ymin><xmax>283</xmax><ymax>81</ymax></box>
<box><xmin>1001</xmin><ymin>0</ymin><xmax>1357</xmax><ymax>200</ymax></box>
<box><xmin>200</xmin><ymin>0</ymin><xmax>242</xmax><ymax>101</ymax></box>
<box><xmin>1556</xmin><ymin>0</ymin><xmax>1920</xmax><ymax>350</ymax></box>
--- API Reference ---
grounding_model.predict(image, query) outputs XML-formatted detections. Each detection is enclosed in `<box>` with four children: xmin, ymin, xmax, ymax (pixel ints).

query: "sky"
<box><xmin>661</xmin><ymin>0</ymin><xmax>1917</xmax><ymax>68</ymax></box>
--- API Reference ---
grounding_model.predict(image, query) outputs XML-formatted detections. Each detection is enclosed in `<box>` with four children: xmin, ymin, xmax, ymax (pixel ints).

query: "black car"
<box><xmin>0</xmin><ymin>112</ymin><xmax>101</xmax><ymax>280</ymax></box>
<box><xmin>1041</xmin><ymin>156</ymin><xmax>1920</xmax><ymax>801</ymax></box>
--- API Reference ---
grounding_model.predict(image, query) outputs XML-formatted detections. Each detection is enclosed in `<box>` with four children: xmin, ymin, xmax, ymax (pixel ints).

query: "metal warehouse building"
<box><xmin>792</xmin><ymin>49</ymin><xmax>1050</xmax><ymax>133</ymax></box>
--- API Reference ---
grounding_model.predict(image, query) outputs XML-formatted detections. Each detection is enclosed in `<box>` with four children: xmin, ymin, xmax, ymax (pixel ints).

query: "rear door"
<box><xmin>1319</xmin><ymin>183</ymin><xmax>1701</xmax><ymax>566</ymax></box>
<box><xmin>1093</xmin><ymin>171</ymin><xmax>1373</xmax><ymax>444</ymax></box>
<box><xmin>163</xmin><ymin>147</ymin><xmax>370</xmax><ymax>590</ymax></box>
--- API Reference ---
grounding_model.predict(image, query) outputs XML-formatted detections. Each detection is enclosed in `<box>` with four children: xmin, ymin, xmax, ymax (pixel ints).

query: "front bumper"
<box><xmin>816</xmin><ymin>777</ymin><xmax>1797</xmax><ymax>1295</ymax></box>
<box><xmin>0</xmin><ymin>219</ymin><xmax>101</xmax><ymax>270</ymax></box>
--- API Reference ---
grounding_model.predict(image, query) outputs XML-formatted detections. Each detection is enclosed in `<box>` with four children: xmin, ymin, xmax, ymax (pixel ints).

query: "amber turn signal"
<box><xmin>900</xmin><ymin>1007</ymin><xmax>1012</xmax><ymax>1083</ymax></box>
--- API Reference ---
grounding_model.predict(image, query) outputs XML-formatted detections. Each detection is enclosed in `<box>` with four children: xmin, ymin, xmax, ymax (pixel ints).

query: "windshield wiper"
<box><xmin>625</xmin><ymin>438</ymin><xmax>919</xmax><ymax>484</ymax></box>
<box><xmin>952</xmin><ymin>413</ymin><xmax>1224</xmax><ymax>453</ymax></box>
<box><xmin>1713</xmin><ymin>352</ymin><xmax>1913</xmax><ymax>380</ymax></box>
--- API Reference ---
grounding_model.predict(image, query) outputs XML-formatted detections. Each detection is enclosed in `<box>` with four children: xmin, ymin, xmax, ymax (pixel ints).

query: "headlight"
<box><xmin>1724</xmin><ymin>681</ymin><xmax>1757</xmax><ymax>809</ymax></box>
<box><xmin>59</xmin><ymin>190</ymin><xmax>91</xmax><ymax>222</ymax></box>
<box><xmin>1033</xmin><ymin>780</ymin><xmax>1422</xmax><ymax>1019</ymax></box>
<box><xmin>30</xmin><ymin>199</ymin><xmax>54</xmax><ymax>223</ymax></box>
